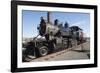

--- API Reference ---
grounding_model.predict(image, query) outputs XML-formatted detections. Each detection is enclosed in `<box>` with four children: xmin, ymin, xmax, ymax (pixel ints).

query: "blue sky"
<box><xmin>22</xmin><ymin>10</ymin><xmax>90</xmax><ymax>38</ymax></box>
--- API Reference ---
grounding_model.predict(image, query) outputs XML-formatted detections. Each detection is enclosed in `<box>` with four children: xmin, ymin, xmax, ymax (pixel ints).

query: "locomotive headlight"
<box><xmin>38</xmin><ymin>23</ymin><xmax>46</xmax><ymax>36</ymax></box>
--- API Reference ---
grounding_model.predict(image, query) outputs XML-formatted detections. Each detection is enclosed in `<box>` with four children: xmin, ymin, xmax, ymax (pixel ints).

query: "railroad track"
<box><xmin>24</xmin><ymin>41</ymin><xmax>89</xmax><ymax>62</ymax></box>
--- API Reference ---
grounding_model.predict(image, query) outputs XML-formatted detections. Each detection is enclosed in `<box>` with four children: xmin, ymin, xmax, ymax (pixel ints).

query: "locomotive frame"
<box><xmin>11</xmin><ymin>1</ymin><xmax>97</xmax><ymax>72</ymax></box>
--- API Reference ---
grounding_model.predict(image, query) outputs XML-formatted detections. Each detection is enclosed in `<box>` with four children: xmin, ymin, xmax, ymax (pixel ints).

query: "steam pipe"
<box><xmin>47</xmin><ymin>12</ymin><xmax>51</xmax><ymax>23</ymax></box>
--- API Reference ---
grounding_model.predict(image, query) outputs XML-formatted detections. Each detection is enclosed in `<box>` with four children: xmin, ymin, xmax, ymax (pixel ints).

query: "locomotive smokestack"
<box><xmin>47</xmin><ymin>12</ymin><xmax>51</xmax><ymax>23</ymax></box>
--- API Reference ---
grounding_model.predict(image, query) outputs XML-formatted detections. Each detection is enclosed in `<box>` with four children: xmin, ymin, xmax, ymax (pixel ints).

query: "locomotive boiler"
<box><xmin>23</xmin><ymin>12</ymin><xmax>85</xmax><ymax>59</ymax></box>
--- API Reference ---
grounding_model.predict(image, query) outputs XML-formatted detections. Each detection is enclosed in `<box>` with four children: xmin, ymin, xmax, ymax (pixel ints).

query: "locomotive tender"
<box><xmin>23</xmin><ymin>12</ymin><xmax>85</xmax><ymax>58</ymax></box>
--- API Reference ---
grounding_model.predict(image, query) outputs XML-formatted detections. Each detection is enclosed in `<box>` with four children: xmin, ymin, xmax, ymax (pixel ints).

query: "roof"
<box><xmin>69</xmin><ymin>26</ymin><xmax>82</xmax><ymax>31</ymax></box>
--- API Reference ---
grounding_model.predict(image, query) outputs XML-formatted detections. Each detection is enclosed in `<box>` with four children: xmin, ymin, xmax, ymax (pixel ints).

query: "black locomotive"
<box><xmin>23</xmin><ymin>12</ymin><xmax>85</xmax><ymax>60</ymax></box>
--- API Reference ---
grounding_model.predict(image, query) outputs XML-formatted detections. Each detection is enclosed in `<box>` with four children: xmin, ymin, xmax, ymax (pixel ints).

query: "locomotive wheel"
<box><xmin>35</xmin><ymin>46</ymin><xmax>48</xmax><ymax>57</ymax></box>
<box><xmin>39</xmin><ymin>46</ymin><xmax>48</xmax><ymax>56</ymax></box>
<box><xmin>48</xmin><ymin>41</ymin><xmax>56</xmax><ymax>53</ymax></box>
<box><xmin>71</xmin><ymin>39</ymin><xmax>77</xmax><ymax>47</ymax></box>
<box><xmin>68</xmin><ymin>39</ymin><xmax>77</xmax><ymax>48</ymax></box>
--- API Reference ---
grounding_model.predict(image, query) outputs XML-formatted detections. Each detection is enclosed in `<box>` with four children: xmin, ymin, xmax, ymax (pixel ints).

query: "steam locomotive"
<box><xmin>23</xmin><ymin>12</ymin><xmax>85</xmax><ymax>59</ymax></box>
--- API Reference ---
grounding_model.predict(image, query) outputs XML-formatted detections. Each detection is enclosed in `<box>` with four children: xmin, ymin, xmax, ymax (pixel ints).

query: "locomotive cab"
<box><xmin>70</xmin><ymin>26</ymin><xmax>84</xmax><ymax>44</ymax></box>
